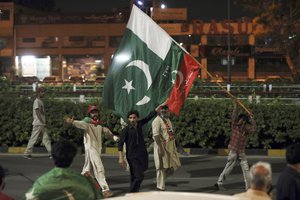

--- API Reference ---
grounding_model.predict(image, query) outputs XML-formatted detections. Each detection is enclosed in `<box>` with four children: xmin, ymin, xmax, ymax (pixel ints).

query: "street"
<box><xmin>1</xmin><ymin>154</ymin><xmax>285</xmax><ymax>199</ymax></box>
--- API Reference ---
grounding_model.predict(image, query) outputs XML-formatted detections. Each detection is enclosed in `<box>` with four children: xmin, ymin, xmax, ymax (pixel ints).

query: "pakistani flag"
<box><xmin>103</xmin><ymin>5</ymin><xmax>201</xmax><ymax>119</ymax></box>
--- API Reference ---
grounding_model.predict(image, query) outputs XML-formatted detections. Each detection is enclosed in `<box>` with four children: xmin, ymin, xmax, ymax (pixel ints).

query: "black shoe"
<box><xmin>214</xmin><ymin>183</ymin><xmax>226</xmax><ymax>191</ymax></box>
<box><xmin>23</xmin><ymin>154</ymin><xmax>32</xmax><ymax>159</ymax></box>
<box><xmin>156</xmin><ymin>188</ymin><xmax>165</xmax><ymax>191</ymax></box>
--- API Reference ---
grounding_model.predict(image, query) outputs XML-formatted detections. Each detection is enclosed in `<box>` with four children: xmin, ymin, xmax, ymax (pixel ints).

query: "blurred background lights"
<box><xmin>137</xmin><ymin>0</ymin><xmax>143</xmax><ymax>6</ymax></box>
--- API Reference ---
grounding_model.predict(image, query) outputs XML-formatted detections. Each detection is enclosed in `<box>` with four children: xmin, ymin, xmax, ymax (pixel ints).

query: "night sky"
<box><xmin>54</xmin><ymin>0</ymin><xmax>251</xmax><ymax>21</ymax></box>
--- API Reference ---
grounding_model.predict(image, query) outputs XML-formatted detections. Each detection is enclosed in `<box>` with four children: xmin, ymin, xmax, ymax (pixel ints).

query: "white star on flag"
<box><xmin>122</xmin><ymin>79</ymin><xmax>135</xmax><ymax>94</ymax></box>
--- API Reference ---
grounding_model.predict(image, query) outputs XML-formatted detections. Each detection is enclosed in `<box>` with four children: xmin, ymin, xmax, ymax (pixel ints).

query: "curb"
<box><xmin>268</xmin><ymin>149</ymin><xmax>286</xmax><ymax>156</ymax></box>
<box><xmin>8</xmin><ymin>147</ymin><xmax>26</xmax><ymax>154</ymax></box>
<box><xmin>6</xmin><ymin>147</ymin><xmax>286</xmax><ymax>156</ymax></box>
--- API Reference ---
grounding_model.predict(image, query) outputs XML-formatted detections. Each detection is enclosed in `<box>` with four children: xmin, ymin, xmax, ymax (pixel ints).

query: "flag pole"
<box><xmin>189</xmin><ymin>54</ymin><xmax>253</xmax><ymax>116</ymax></box>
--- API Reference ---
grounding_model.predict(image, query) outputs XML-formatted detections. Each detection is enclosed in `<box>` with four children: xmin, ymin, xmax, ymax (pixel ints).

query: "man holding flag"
<box><xmin>102</xmin><ymin>3</ymin><xmax>201</xmax><ymax>193</ymax></box>
<box><xmin>102</xmin><ymin>4</ymin><xmax>201</xmax><ymax>120</ymax></box>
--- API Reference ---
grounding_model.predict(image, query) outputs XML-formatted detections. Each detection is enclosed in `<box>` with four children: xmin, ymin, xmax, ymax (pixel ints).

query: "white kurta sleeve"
<box><xmin>102</xmin><ymin>127</ymin><xmax>112</xmax><ymax>136</ymax></box>
<box><xmin>72</xmin><ymin>120</ymin><xmax>88</xmax><ymax>130</ymax></box>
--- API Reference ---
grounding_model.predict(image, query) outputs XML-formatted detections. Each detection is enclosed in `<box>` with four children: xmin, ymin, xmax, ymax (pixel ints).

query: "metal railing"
<box><xmin>2</xmin><ymin>83</ymin><xmax>300</xmax><ymax>104</ymax></box>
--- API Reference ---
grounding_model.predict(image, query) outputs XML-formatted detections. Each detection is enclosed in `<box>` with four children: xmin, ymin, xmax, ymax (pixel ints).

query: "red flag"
<box><xmin>167</xmin><ymin>54</ymin><xmax>201</xmax><ymax>115</ymax></box>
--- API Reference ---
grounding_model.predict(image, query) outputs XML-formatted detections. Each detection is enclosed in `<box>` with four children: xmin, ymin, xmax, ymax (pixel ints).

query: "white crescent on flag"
<box><xmin>125</xmin><ymin>60</ymin><xmax>152</xmax><ymax>106</ymax></box>
<box><xmin>172</xmin><ymin>70</ymin><xmax>184</xmax><ymax>88</ymax></box>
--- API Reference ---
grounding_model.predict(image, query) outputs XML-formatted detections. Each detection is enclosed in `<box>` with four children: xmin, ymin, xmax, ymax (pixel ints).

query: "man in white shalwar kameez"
<box><xmin>152</xmin><ymin>105</ymin><xmax>181</xmax><ymax>191</ymax></box>
<box><xmin>65</xmin><ymin>105</ymin><xmax>118</xmax><ymax>198</ymax></box>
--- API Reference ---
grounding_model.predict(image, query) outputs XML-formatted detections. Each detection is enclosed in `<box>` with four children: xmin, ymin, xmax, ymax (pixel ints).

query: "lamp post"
<box><xmin>227</xmin><ymin>0</ymin><xmax>231</xmax><ymax>83</ymax></box>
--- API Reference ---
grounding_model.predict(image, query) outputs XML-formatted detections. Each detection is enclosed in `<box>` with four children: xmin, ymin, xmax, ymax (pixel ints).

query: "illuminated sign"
<box><xmin>192</xmin><ymin>19</ymin><xmax>260</xmax><ymax>35</ymax></box>
<box><xmin>206</xmin><ymin>46</ymin><xmax>251</xmax><ymax>57</ymax></box>
<box><xmin>152</xmin><ymin>8</ymin><xmax>187</xmax><ymax>21</ymax></box>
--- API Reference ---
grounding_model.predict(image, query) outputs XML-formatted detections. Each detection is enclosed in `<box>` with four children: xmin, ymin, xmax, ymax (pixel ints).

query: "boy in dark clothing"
<box><xmin>118</xmin><ymin>104</ymin><xmax>164</xmax><ymax>193</ymax></box>
<box><xmin>276</xmin><ymin>143</ymin><xmax>300</xmax><ymax>200</ymax></box>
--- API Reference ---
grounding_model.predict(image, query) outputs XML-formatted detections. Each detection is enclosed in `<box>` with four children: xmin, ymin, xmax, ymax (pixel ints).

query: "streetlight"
<box><xmin>227</xmin><ymin>0</ymin><xmax>231</xmax><ymax>83</ymax></box>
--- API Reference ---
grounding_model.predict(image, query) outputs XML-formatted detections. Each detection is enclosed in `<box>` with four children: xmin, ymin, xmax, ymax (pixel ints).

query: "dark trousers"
<box><xmin>127</xmin><ymin>158</ymin><xmax>145</xmax><ymax>192</ymax></box>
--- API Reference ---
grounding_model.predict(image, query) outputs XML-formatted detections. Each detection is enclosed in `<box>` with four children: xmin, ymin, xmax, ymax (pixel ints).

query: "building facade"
<box><xmin>0</xmin><ymin>2</ymin><xmax>291</xmax><ymax>82</ymax></box>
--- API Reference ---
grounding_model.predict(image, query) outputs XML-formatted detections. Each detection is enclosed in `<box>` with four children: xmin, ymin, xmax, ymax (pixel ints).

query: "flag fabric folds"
<box><xmin>103</xmin><ymin>5</ymin><xmax>201</xmax><ymax>119</ymax></box>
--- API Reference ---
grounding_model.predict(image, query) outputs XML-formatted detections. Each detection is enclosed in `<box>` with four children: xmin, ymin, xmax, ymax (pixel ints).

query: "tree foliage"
<box><xmin>235</xmin><ymin>0</ymin><xmax>300</xmax><ymax>80</ymax></box>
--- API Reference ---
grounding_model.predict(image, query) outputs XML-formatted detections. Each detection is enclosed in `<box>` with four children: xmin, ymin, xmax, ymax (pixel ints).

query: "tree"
<box><xmin>235</xmin><ymin>0</ymin><xmax>300</xmax><ymax>81</ymax></box>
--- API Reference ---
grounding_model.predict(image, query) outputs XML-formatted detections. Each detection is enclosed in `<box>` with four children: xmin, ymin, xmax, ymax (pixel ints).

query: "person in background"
<box><xmin>0</xmin><ymin>165</ymin><xmax>14</xmax><ymax>200</ymax></box>
<box><xmin>215</xmin><ymin>100</ymin><xmax>257</xmax><ymax>190</ymax></box>
<box><xmin>152</xmin><ymin>105</ymin><xmax>181</xmax><ymax>191</ymax></box>
<box><xmin>65</xmin><ymin>105</ymin><xmax>119</xmax><ymax>198</ymax></box>
<box><xmin>276</xmin><ymin>143</ymin><xmax>300</xmax><ymax>200</ymax></box>
<box><xmin>234</xmin><ymin>161</ymin><xmax>272</xmax><ymax>200</ymax></box>
<box><xmin>25</xmin><ymin>140</ymin><xmax>102</xmax><ymax>200</ymax></box>
<box><xmin>120</xmin><ymin>118</ymin><xmax>130</xmax><ymax>172</ymax></box>
<box><xmin>23</xmin><ymin>86</ymin><xmax>52</xmax><ymax>159</ymax></box>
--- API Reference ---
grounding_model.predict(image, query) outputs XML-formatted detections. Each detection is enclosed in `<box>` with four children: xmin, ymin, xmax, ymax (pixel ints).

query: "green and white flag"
<box><xmin>103</xmin><ymin>5</ymin><xmax>200</xmax><ymax>119</ymax></box>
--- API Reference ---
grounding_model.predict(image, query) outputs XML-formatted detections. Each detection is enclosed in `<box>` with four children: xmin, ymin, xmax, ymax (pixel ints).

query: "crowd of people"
<box><xmin>1</xmin><ymin>87</ymin><xmax>299</xmax><ymax>199</ymax></box>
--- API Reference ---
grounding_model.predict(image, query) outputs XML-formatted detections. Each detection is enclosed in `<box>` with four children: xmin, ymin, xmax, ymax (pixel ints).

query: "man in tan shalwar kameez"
<box><xmin>65</xmin><ymin>105</ymin><xmax>119</xmax><ymax>198</ymax></box>
<box><xmin>152</xmin><ymin>105</ymin><xmax>181</xmax><ymax>191</ymax></box>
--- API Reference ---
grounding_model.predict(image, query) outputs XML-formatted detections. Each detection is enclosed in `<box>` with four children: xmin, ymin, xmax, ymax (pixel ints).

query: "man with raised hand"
<box><xmin>215</xmin><ymin>100</ymin><xmax>257</xmax><ymax>190</ymax></box>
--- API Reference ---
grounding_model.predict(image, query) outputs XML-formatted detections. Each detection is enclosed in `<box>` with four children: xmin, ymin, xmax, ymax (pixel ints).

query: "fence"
<box><xmin>2</xmin><ymin>83</ymin><xmax>300</xmax><ymax>104</ymax></box>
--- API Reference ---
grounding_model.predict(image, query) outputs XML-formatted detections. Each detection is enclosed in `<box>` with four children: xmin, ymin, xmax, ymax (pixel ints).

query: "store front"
<box><xmin>62</xmin><ymin>55</ymin><xmax>104</xmax><ymax>81</ymax></box>
<box><xmin>16</xmin><ymin>56</ymin><xmax>51</xmax><ymax>80</ymax></box>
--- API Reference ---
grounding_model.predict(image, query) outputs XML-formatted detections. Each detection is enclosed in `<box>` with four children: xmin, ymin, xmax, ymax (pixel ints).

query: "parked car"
<box><xmin>265</xmin><ymin>76</ymin><xmax>292</xmax><ymax>83</ymax></box>
<box><xmin>42</xmin><ymin>76</ymin><xmax>63</xmax><ymax>85</ymax></box>
<box><xmin>16</xmin><ymin>76</ymin><xmax>40</xmax><ymax>85</ymax></box>
<box><xmin>68</xmin><ymin>75</ymin><xmax>86</xmax><ymax>85</ymax></box>
<box><xmin>84</xmin><ymin>79</ymin><xmax>96</xmax><ymax>85</ymax></box>
<box><xmin>95</xmin><ymin>76</ymin><xmax>106</xmax><ymax>84</ymax></box>
<box><xmin>210</xmin><ymin>75</ymin><xmax>225</xmax><ymax>83</ymax></box>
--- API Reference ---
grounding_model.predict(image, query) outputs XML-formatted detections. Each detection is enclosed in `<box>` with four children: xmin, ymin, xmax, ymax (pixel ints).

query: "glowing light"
<box><xmin>95</xmin><ymin>60</ymin><xmax>102</xmax><ymax>63</ymax></box>
<box><xmin>21</xmin><ymin>55</ymin><xmax>36</xmax><ymax>63</ymax></box>
<box><xmin>115</xmin><ymin>53</ymin><xmax>130</xmax><ymax>63</ymax></box>
<box><xmin>137</xmin><ymin>1</ymin><xmax>143</xmax><ymax>6</ymax></box>
<box><xmin>288</xmin><ymin>35</ymin><xmax>296</xmax><ymax>40</ymax></box>
<box><xmin>161</xmin><ymin>3</ymin><xmax>166</xmax><ymax>9</ymax></box>
<box><xmin>15</xmin><ymin>56</ymin><xmax>19</xmax><ymax>74</ymax></box>
<box><xmin>21</xmin><ymin>56</ymin><xmax>36</xmax><ymax>77</ymax></box>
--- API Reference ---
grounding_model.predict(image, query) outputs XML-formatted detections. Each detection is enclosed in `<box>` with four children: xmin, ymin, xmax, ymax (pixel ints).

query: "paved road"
<box><xmin>1</xmin><ymin>154</ymin><xmax>285</xmax><ymax>199</ymax></box>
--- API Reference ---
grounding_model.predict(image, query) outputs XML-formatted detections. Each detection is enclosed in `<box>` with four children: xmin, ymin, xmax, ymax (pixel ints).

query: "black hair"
<box><xmin>238</xmin><ymin>114</ymin><xmax>249</xmax><ymax>123</ymax></box>
<box><xmin>0</xmin><ymin>165</ymin><xmax>4</xmax><ymax>186</ymax></box>
<box><xmin>51</xmin><ymin>140</ymin><xmax>77</xmax><ymax>168</ymax></box>
<box><xmin>127</xmin><ymin>110</ymin><xmax>139</xmax><ymax>118</ymax></box>
<box><xmin>286</xmin><ymin>143</ymin><xmax>300</xmax><ymax>164</ymax></box>
<box><xmin>0</xmin><ymin>166</ymin><xmax>5</xmax><ymax>179</ymax></box>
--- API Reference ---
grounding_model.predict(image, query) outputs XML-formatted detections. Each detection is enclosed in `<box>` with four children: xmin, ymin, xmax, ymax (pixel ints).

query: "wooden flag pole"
<box><xmin>190</xmin><ymin>56</ymin><xmax>253</xmax><ymax>116</ymax></box>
